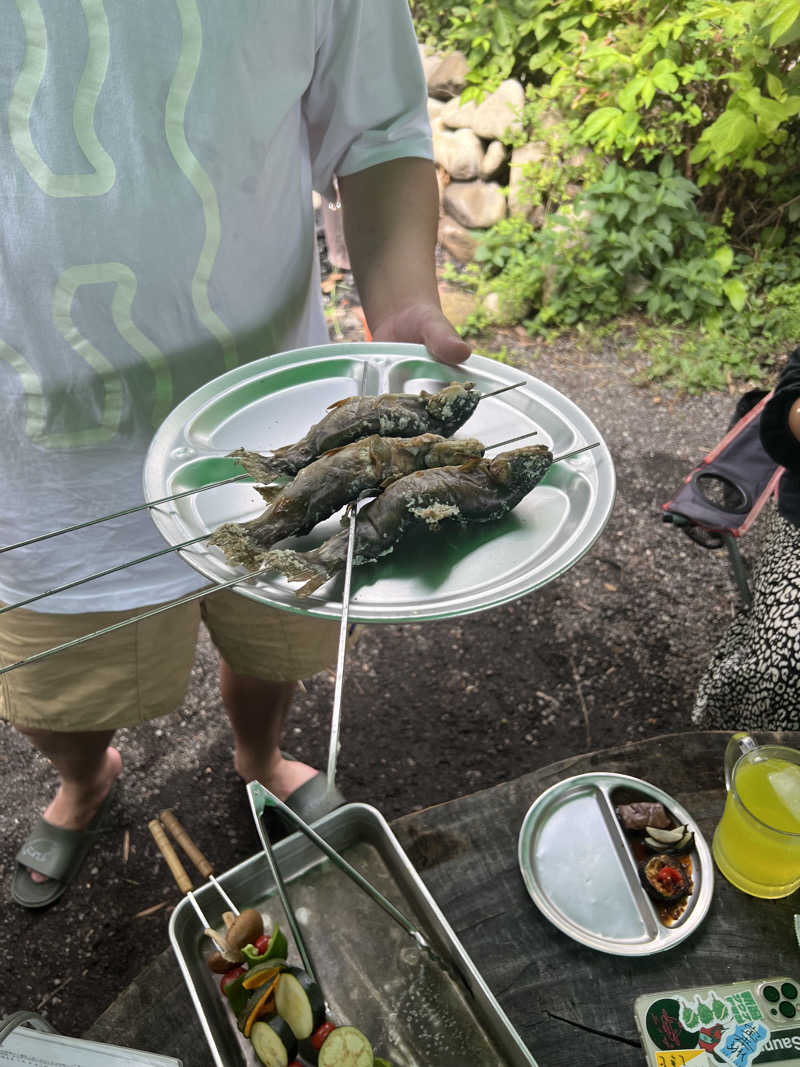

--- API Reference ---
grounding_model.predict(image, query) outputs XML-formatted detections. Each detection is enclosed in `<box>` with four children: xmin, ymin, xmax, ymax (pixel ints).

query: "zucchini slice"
<box><xmin>274</xmin><ymin>967</ymin><xmax>325</xmax><ymax>1040</ymax></box>
<box><xmin>250</xmin><ymin>1016</ymin><xmax>298</xmax><ymax>1067</ymax></box>
<box><xmin>318</xmin><ymin>1025</ymin><xmax>374</xmax><ymax>1067</ymax></box>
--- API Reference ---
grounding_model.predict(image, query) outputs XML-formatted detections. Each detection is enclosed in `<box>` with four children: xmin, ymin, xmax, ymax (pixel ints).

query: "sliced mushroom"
<box><xmin>207</xmin><ymin>950</ymin><xmax>237</xmax><ymax>974</ymax></box>
<box><xmin>225</xmin><ymin>908</ymin><xmax>264</xmax><ymax>951</ymax></box>
<box><xmin>203</xmin><ymin>927</ymin><xmax>245</xmax><ymax>963</ymax></box>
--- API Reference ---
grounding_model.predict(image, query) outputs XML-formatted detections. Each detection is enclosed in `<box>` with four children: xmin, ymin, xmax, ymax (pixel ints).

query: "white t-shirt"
<box><xmin>0</xmin><ymin>0</ymin><xmax>432</xmax><ymax>612</ymax></box>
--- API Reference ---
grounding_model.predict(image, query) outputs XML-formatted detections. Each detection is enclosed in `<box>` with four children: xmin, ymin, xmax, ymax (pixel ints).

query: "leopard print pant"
<box><xmin>692</xmin><ymin>505</ymin><xmax>800</xmax><ymax>731</ymax></box>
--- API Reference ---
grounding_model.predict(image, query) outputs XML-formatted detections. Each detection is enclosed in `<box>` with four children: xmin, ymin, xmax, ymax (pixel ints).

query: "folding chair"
<box><xmin>662</xmin><ymin>391</ymin><xmax>784</xmax><ymax>609</ymax></box>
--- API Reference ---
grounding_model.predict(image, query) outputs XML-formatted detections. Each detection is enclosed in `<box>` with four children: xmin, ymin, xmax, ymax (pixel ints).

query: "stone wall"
<box><xmin>422</xmin><ymin>47</ymin><xmax>543</xmax><ymax>265</ymax></box>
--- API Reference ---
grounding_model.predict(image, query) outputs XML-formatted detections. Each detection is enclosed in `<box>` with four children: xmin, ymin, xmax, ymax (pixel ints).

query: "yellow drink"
<box><xmin>713</xmin><ymin>755</ymin><xmax>800</xmax><ymax>898</ymax></box>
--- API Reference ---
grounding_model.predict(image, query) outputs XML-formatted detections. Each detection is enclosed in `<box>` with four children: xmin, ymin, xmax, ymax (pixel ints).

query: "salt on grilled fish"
<box><xmin>229</xmin><ymin>381</ymin><xmax>479</xmax><ymax>482</ymax></box>
<box><xmin>209</xmin><ymin>433</ymin><xmax>485</xmax><ymax>568</ymax></box>
<box><xmin>262</xmin><ymin>444</ymin><xmax>553</xmax><ymax>596</ymax></box>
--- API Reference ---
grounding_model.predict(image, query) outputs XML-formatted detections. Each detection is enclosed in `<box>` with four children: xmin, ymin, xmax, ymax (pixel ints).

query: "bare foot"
<box><xmin>30</xmin><ymin>746</ymin><xmax>122</xmax><ymax>884</ymax></box>
<box><xmin>234</xmin><ymin>748</ymin><xmax>317</xmax><ymax>802</ymax></box>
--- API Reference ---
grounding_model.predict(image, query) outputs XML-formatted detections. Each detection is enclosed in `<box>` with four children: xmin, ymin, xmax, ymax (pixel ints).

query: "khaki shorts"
<box><xmin>0</xmin><ymin>590</ymin><xmax>340</xmax><ymax>732</ymax></box>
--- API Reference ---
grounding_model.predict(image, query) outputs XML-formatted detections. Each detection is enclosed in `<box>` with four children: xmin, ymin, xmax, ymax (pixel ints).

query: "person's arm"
<box><xmin>789</xmin><ymin>398</ymin><xmax>800</xmax><ymax>443</ymax></box>
<box><xmin>338</xmin><ymin>157</ymin><xmax>470</xmax><ymax>366</ymax></box>
<box><xmin>760</xmin><ymin>345</ymin><xmax>800</xmax><ymax>471</ymax></box>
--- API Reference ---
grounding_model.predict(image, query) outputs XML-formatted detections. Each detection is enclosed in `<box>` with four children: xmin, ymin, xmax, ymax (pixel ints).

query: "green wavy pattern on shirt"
<box><xmin>49</xmin><ymin>264</ymin><xmax>130</xmax><ymax>448</ymax></box>
<box><xmin>166</xmin><ymin>0</ymin><xmax>238</xmax><ymax>371</ymax></box>
<box><xmin>0</xmin><ymin>341</ymin><xmax>47</xmax><ymax>441</ymax></box>
<box><xmin>10</xmin><ymin>0</ymin><xmax>115</xmax><ymax>197</ymax></box>
<box><xmin>2</xmin><ymin>265</ymin><xmax>170</xmax><ymax>448</ymax></box>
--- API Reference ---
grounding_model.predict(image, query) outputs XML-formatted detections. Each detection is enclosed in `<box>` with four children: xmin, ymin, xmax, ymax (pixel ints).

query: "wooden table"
<box><xmin>86</xmin><ymin>731</ymin><xmax>799</xmax><ymax>1067</ymax></box>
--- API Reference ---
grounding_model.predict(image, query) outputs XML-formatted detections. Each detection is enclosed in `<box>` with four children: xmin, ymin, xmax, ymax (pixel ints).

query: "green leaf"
<box><xmin>700</xmin><ymin>109</ymin><xmax>760</xmax><ymax>159</ymax></box>
<box><xmin>713</xmin><ymin>246</ymin><xmax>734</xmax><ymax>274</ymax></box>
<box><xmin>723</xmin><ymin>278</ymin><xmax>748</xmax><ymax>312</ymax></box>
<box><xmin>581</xmin><ymin>107</ymin><xmax>623</xmax><ymax>140</ymax></box>
<box><xmin>766</xmin><ymin>72</ymin><xmax>785</xmax><ymax>100</ymax></box>
<box><xmin>765</xmin><ymin>0</ymin><xmax>800</xmax><ymax>44</ymax></box>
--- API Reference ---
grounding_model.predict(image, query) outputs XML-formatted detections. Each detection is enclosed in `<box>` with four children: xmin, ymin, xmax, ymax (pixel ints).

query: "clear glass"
<box><xmin>712</xmin><ymin>736</ymin><xmax>800</xmax><ymax>898</ymax></box>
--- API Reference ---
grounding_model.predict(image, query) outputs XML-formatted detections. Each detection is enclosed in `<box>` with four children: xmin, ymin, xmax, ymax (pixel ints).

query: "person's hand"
<box><xmin>372</xmin><ymin>301</ymin><xmax>471</xmax><ymax>366</ymax></box>
<box><xmin>790</xmin><ymin>398</ymin><xmax>800</xmax><ymax>443</ymax></box>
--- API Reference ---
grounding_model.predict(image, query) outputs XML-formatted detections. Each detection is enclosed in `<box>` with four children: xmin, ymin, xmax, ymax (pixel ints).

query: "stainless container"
<box><xmin>170</xmin><ymin>802</ymin><xmax>538</xmax><ymax>1066</ymax></box>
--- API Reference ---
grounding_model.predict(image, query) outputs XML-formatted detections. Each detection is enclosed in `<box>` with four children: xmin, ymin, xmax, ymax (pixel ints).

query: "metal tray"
<box><xmin>170</xmin><ymin>802</ymin><xmax>537</xmax><ymax>1067</ymax></box>
<box><xmin>144</xmin><ymin>342</ymin><xmax>615</xmax><ymax>623</ymax></box>
<box><xmin>517</xmin><ymin>773</ymin><xmax>713</xmax><ymax>956</ymax></box>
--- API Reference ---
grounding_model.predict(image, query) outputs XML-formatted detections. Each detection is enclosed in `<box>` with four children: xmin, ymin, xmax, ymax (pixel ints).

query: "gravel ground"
<box><xmin>0</xmin><ymin>311</ymin><xmax>757</xmax><ymax>1041</ymax></box>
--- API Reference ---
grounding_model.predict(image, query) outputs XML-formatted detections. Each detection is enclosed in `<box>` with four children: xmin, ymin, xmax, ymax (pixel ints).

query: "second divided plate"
<box><xmin>518</xmin><ymin>772</ymin><xmax>714</xmax><ymax>956</ymax></box>
<box><xmin>143</xmin><ymin>342</ymin><xmax>615</xmax><ymax>623</ymax></box>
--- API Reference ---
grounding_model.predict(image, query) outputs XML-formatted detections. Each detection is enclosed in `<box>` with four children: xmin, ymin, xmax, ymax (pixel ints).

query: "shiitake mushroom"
<box><xmin>639</xmin><ymin>854</ymin><xmax>690</xmax><ymax>905</ymax></box>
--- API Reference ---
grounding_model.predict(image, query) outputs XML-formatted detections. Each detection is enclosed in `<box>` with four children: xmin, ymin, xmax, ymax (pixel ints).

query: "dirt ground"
<box><xmin>0</xmin><ymin>258</ymin><xmax>759</xmax><ymax>1042</ymax></box>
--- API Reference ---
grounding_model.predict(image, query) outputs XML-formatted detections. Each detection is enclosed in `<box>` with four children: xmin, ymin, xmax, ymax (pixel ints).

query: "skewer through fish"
<box><xmin>229</xmin><ymin>380</ymin><xmax>480</xmax><ymax>483</ymax></box>
<box><xmin>210</xmin><ymin>433</ymin><xmax>486</xmax><ymax>568</ymax></box>
<box><xmin>261</xmin><ymin>444</ymin><xmax>554</xmax><ymax>596</ymax></box>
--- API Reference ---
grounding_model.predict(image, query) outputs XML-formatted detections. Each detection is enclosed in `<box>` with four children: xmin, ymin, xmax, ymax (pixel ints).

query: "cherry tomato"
<box><xmin>288</xmin><ymin>1062</ymin><xmax>303</xmax><ymax>1067</ymax></box>
<box><xmin>250</xmin><ymin>934</ymin><xmax>271</xmax><ymax>954</ymax></box>
<box><xmin>220</xmin><ymin>965</ymin><xmax>246</xmax><ymax>993</ymax></box>
<box><xmin>311</xmin><ymin>1022</ymin><xmax>336</xmax><ymax>1050</ymax></box>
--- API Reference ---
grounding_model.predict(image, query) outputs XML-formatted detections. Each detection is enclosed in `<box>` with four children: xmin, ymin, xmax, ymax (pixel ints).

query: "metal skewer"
<box><xmin>478</xmin><ymin>380</ymin><xmax>526</xmax><ymax>400</ymax></box>
<box><xmin>0</xmin><ymin>562</ymin><xmax>270</xmax><ymax>677</ymax></box>
<box><xmin>0</xmin><ymin>434</ymin><xmax>541</xmax><ymax>618</ymax></box>
<box><xmin>247</xmin><ymin>784</ymin><xmax>320</xmax><ymax>986</ymax></box>
<box><xmin>0</xmin><ymin>474</ymin><xmax>249</xmax><ymax>556</ymax></box>
<box><xmin>0</xmin><ymin>534</ymin><xmax>209</xmax><ymax>617</ymax></box>
<box><xmin>325</xmin><ymin>489</ymin><xmax>378</xmax><ymax>801</ymax></box>
<box><xmin>0</xmin><ymin>439</ymin><xmax>601</xmax><ymax>675</ymax></box>
<box><xmin>0</xmin><ymin>381</ymin><xmax>525</xmax><ymax>556</ymax></box>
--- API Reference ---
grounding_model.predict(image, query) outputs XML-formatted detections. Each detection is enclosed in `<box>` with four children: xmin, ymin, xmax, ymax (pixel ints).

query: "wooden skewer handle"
<box><xmin>148</xmin><ymin>818</ymin><xmax>193</xmax><ymax>895</ymax></box>
<box><xmin>159</xmin><ymin>809</ymin><xmax>214</xmax><ymax>878</ymax></box>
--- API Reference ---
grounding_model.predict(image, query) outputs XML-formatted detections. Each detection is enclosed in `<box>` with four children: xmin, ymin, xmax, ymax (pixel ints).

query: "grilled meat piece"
<box><xmin>210</xmin><ymin>433</ymin><xmax>485</xmax><ymax>567</ymax></box>
<box><xmin>261</xmin><ymin>444</ymin><xmax>553</xmax><ymax>596</ymax></box>
<box><xmin>230</xmin><ymin>381</ymin><xmax>480</xmax><ymax>482</ymax></box>
<box><xmin>616</xmin><ymin>802</ymin><xmax>672</xmax><ymax>831</ymax></box>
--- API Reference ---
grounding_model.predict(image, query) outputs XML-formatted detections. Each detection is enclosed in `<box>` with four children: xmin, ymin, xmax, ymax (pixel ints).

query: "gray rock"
<box><xmin>508</xmin><ymin>142</ymin><xmax>550</xmax><ymax>218</ymax></box>
<box><xmin>438</xmin><ymin>215</ymin><xmax>479</xmax><ymax>262</ymax></box>
<box><xmin>427</xmin><ymin>51</ymin><xmax>469</xmax><ymax>99</ymax></box>
<box><xmin>427</xmin><ymin>97</ymin><xmax>446</xmax><ymax>122</ymax></box>
<box><xmin>480</xmin><ymin>140</ymin><xmax>507</xmax><ymax>180</ymax></box>
<box><xmin>443</xmin><ymin>180</ymin><xmax>506</xmax><ymax>229</ymax></box>
<box><xmin>440</xmin><ymin>79</ymin><xmax>525</xmax><ymax>141</ymax></box>
<box><xmin>418</xmin><ymin>43</ymin><xmax>443</xmax><ymax>84</ymax></box>
<box><xmin>433</xmin><ymin>125</ymin><xmax>484</xmax><ymax>181</ymax></box>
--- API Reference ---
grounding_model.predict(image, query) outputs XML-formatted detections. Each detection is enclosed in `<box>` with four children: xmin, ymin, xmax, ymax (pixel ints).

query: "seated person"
<box><xmin>691</xmin><ymin>345</ymin><xmax>800</xmax><ymax>731</ymax></box>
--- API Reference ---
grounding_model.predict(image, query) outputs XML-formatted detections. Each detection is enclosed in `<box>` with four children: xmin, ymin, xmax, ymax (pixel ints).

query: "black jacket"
<box><xmin>760</xmin><ymin>345</ymin><xmax>800</xmax><ymax>525</ymax></box>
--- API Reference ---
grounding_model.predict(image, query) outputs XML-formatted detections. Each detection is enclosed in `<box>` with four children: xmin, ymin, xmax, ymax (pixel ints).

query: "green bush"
<box><xmin>413</xmin><ymin>0</ymin><xmax>800</xmax><ymax>388</ymax></box>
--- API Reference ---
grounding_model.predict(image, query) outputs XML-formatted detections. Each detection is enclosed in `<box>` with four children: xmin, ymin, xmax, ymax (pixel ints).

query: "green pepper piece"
<box><xmin>223</xmin><ymin>973</ymin><xmax>249</xmax><ymax>1017</ymax></box>
<box><xmin>241</xmin><ymin>923</ymin><xmax>288</xmax><ymax>965</ymax></box>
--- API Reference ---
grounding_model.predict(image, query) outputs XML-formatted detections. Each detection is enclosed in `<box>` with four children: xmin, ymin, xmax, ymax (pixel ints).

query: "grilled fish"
<box><xmin>210</xmin><ymin>433</ymin><xmax>485</xmax><ymax>567</ymax></box>
<box><xmin>261</xmin><ymin>444</ymin><xmax>553</xmax><ymax>596</ymax></box>
<box><xmin>229</xmin><ymin>381</ymin><xmax>479</xmax><ymax>482</ymax></box>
